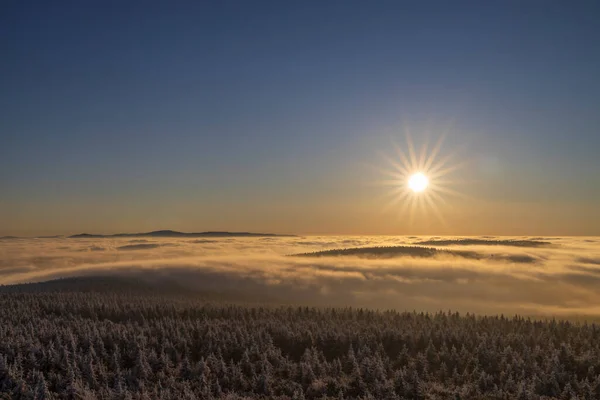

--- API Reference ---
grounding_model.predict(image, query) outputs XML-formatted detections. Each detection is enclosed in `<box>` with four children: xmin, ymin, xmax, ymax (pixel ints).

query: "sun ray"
<box><xmin>431</xmin><ymin>185</ymin><xmax>470</xmax><ymax>200</ymax></box>
<box><xmin>424</xmin><ymin>194</ymin><xmax>447</xmax><ymax>228</ymax></box>
<box><xmin>431</xmin><ymin>178</ymin><xmax>471</xmax><ymax>188</ymax></box>
<box><xmin>427</xmin><ymin>190</ymin><xmax>447</xmax><ymax>206</ymax></box>
<box><xmin>405</xmin><ymin>132</ymin><xmax>419</xmax><ymax>172</ymax></box>
<box><xmin>391</xmin><ymin>141</ymin><xmax>412</xmax><ymax>174</ymax></box>
<box><xmin>408</xmin><ymin>196</ymin><xmax>417</xmax><ymax>227</ymax></box>
<box><xmin>426</xmin><ymin>152</ymin><xmax>455</xmax><ymax>177</ymax></box>
<box><xmin>417</xmin><ymin>194</ymin><xmax>427</xmax><ymax>217</ymax></box>
<box><xmin>381</xmin><ymin>196</ymin><xmax>403</xmax><ymax>214</ymax></box>
<box><xmin>364</xmin><ymin>157</ymin><xmax>407</xmax><ymax>181</ymax></box>
<box><xmin>423</xmin><ymin>133</ymin><xmax>446</xmax><ymax>172</ymax></box>
<box><xmin>372</xmin><ymin>178</ymin><xmax>404</xmax><ymax>187</ymax></box>
<box><xmin>429</xmin><ymin>159</ymin><xmax>471</xmax><ymax>180</ymax></box>
<box><xmin>398</xmin><ymin>196</ymin><xmax>412</xmax><ymax>217</ymax></box>
<box><xmin>418</xmin><ymin>140</ymin><xmax>429</xmax><ymax>171</ymax></box>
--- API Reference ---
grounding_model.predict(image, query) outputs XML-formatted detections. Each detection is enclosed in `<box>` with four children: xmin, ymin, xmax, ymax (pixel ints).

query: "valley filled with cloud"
<box><xmin>2</xmin><ymin>235</ymin><xmax>599</xmax><ymax>317</ymax></box>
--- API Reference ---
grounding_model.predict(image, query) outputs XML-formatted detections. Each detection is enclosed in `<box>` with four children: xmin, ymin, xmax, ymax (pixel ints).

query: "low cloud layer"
<box><xmin>1</xmin><ymin>235</ymin><xmax>600</xmax><ymax>317</ymax></box>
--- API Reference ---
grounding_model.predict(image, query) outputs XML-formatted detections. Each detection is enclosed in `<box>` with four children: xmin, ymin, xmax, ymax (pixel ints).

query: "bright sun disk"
<box><xmin>374</xmin><ymin>131</ymin><xmax>467</xmax><ymax>227</ymax></box>
<box><xmin>408</xmin><ymin>172</ymin><xmax>429</xmax><ymax>193</ymax></box>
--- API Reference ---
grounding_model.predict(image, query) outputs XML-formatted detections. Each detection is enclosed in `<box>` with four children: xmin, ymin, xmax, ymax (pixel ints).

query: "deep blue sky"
<box><xmin>1</xmin><ymin>1</ymin><xmax>600</xmax><ymax>235</ymax></box>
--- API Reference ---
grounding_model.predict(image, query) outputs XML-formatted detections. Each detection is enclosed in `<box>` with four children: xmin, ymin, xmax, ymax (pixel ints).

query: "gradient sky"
<box><xmin>2</xmin><ymin>1</ymin><xmax>600</xmax><ymax>236</ymax></box>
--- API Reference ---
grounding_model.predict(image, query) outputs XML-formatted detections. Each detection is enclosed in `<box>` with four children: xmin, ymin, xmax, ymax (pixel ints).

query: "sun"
<box><xmin>408</xmin><ymin>172</ymin><xmax>429</xmax><ymax>193</ymax></box>
<box><xmin>372</xmin><ymin>129</ymin><xmax>468</xmax><ymax>227</ymax></box>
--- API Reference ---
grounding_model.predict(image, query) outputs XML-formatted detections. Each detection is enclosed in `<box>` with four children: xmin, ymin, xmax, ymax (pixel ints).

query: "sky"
<box><xmin>1</xmin><ymin>1</ymin><xmax>600</xmax><ymax>236</ymax></box>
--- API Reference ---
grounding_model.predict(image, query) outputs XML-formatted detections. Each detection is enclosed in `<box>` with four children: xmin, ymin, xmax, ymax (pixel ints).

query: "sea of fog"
<box><xmin>1</xmin><ymin>235</ymin><xmax>600</xmax><ymax>317</ymax></box>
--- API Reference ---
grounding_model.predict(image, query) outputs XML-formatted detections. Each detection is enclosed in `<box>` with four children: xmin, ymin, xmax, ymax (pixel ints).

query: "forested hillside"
<box><xmin>1</xmin><ymin>278</ymin><xmax>599</xmax><ymax>399</ymax></box>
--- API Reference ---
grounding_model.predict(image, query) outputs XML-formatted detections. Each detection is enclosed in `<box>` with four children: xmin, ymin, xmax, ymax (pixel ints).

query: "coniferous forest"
<box><xmin>2</xmin><ymin>278</ymin><xmax>600</xmax><ymax>399</ymax></box>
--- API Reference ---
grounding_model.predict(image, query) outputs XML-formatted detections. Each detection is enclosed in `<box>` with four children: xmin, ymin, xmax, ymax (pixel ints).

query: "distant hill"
<box><xmin>1</xmin><ymin>235</ymin><xmax>66</xmax><ymax>239</ymax></box>
<box><xmin>416</xmin><ymin>238</ymin><xmax>552</xmax><ymax>248</ymax></box>
<box><xmin>69</xmin><ymin>230</ymin><xmax>294</xmax><ymax>238</ymax></box>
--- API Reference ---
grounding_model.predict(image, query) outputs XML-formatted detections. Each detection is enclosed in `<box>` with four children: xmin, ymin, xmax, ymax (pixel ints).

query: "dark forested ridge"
<box><xmin>1</xmin><ymin>278</ymin><xmax>600</xmax><ymax>399</ymax></box>
<box><xmin>292</xmin><ymin>246</ymin><xmax>538</xmax><ymax>264</ymax></box>
<box><xmin>415</xmin><ymin>239</ymin><xmax>552</xmax><ymax>248</ymax></box>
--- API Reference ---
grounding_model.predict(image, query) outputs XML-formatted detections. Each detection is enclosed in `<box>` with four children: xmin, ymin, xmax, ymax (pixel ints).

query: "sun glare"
<box><xmin>408</xmin><ymin>172</ymin><xmax>429</xmax><ymax>193</ymax></box>
<box><xmin>373</xmin><ymin>129</ymin><xmax>467</xmax><ymax>227</ymax></box>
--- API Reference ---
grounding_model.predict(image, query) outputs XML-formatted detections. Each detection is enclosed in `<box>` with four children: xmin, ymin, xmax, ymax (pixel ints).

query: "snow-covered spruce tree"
<box><xmin>2</xmin><ymin>280</ymin><xmax>600</xmax><ymax>398</ymax></box>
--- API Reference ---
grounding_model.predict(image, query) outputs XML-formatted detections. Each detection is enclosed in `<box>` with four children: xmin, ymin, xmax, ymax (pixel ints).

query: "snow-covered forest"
<box><xmin>1</xmin><ymin>277</ymin><xmax>599</xmax><ymax>399</ymax></box>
